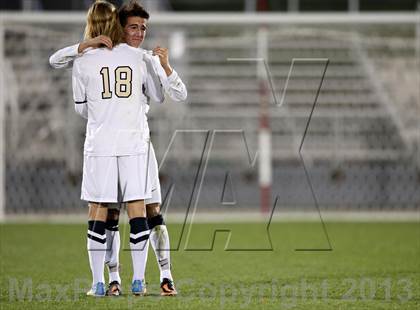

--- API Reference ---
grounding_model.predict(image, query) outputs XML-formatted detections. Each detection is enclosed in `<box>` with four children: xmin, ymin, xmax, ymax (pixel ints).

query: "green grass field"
<box><xmin>1</xmin><ymin>221</ymin><xmax>419</xmax><ymax>309</ymax></box>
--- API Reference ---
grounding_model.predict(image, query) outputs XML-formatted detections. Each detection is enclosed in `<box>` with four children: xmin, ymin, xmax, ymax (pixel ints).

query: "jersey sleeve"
<box><xmin>163</xmin><ymin>69</ymin><xmax>188</xmax><ymax>102</ymax></box>
<box><xmin>151</xmin><ymin>55</ymin><xmax>187</xmax><ymax>102</ymax></box>
<box><xmin>142</xmin><ymin>54</ymin><xmax>165</xmax><ymax>103</ymax></box>
<box><xmin>49</xmin><ymin>44</ymin><xmax>80</xmax><ymax>69</ymax></box>
<box><xmin>144</xmin><ymin>53</ymin><xmax>188</xmax><ymax>103</ymax></box>
<box><xmin>72</xmin><ymin>60</ymin><xmax>87</xmax><ymax>118</ymax></box>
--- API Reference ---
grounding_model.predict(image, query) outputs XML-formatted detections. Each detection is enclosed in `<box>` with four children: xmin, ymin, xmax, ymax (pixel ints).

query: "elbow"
<box><xmin>171</xmin><ymin>94</ymin><xmax>186</xmax><ymax>103</ymax></box>
<box><xmin>49</xmin><ymin>55</ymin><xmax>63</xmax><ymax>69</ymax></box>
<box><xmin>49</xmin><ymin>55</ymin><xmax>69</xmax><ymax>69</ymax></box>
<box><xmin>171</xmin><ymin>87</ymin><xmax>187</xmax><ymax>102</ymax></box>
<box><xmin>48</xmin><ymin>55</ymin><xmax>57</xmax><ymax>68</ymax></box>
<box><xmin>180</xmin><ymin>89</ymin><xmax>188</xmax><ymax>102</ymax></box>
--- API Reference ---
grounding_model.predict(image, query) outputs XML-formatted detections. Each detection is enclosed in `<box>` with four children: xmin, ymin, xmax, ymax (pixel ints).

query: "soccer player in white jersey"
<box><xmin>71</xmin><ymin>0</ymin><xmax>155</xmax><ymax>297</ymax></box>
<box><xmin>50</xmin><ymin>0</ymin><xmax>186</xmax><ymax>297</ymax></box>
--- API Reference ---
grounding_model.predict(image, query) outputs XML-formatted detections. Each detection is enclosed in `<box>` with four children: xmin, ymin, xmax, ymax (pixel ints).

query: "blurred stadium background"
<box><xmin>0</xmin><ymin>0</ymin><xmax>419</xmax><ymax>221</ymax></box>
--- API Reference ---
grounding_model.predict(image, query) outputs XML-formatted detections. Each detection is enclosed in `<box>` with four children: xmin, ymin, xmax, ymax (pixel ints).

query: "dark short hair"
<box><xmin>118</xmin><ymin>0</ymin><xmax>150</xmax><ymax>27</ymax></box>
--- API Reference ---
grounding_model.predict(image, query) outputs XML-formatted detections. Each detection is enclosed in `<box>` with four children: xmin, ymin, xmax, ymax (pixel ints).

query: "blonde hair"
<box><xmin>84</xmin><ymin>1</ymin><xmax>124</xmax><ymax>46</ymax></box>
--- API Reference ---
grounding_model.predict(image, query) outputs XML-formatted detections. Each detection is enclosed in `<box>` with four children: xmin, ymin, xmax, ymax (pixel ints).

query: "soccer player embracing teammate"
<box><xmin>50</xmin><ymin>0</ymin><xmax>187</xmax><ymax>297</ymax></box>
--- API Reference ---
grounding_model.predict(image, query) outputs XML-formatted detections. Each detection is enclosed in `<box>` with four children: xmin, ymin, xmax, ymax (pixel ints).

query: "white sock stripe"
<box><xmin>130</xmin><ymin>230</ymin><xmax>150</xmax><ymax>239</ymax></box>
<box><xmin>88</xmin><ymin>230</ymin><xmax>106</xmax><ymax>240</ymax></box>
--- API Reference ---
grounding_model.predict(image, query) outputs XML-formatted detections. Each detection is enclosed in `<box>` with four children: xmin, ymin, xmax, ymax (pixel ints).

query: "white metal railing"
<box><xmin>0</xmin><ymin>12</ymin><xmax>419</xmax><ymax>24</ymax></box>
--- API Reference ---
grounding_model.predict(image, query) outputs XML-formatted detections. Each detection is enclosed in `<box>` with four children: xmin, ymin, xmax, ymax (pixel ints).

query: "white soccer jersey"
<box><xmin>50</xmin><ymin>43</ymin><xmax>187</xmax><ymax>103</ymax></box>
<box><xmin>72</xmin><ymin>43</ymin><xmax>150</xmax><ymax>156</ymax></box>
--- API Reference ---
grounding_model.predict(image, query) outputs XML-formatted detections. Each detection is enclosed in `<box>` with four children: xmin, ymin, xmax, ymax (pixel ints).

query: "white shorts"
<box><xmin>145</xmin><ymin>142</ymin><xmax>162</xmax><ymax>205</ymax></box>
<box><xmin>81</xmin><ymin>154</ymin><xmax>152</xmax><ymax>203</ymax></box>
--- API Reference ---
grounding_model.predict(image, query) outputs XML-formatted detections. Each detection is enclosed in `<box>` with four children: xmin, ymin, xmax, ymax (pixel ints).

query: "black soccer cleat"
<box><xmin>106</xmin><ymin>281</ymin><xmax>122</xmax><ymax>296</ymax></box>
<box><xmin>160</xmin><ymin>278</ymin><xmax>177</xmax><ymax>296</ymax></box>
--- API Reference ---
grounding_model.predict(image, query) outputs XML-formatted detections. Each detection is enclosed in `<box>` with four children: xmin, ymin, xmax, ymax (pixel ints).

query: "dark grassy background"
<box><xmin>1</xmin><ymin>222</ymin><xmax>419</xmax><ymax>309</ymax></box>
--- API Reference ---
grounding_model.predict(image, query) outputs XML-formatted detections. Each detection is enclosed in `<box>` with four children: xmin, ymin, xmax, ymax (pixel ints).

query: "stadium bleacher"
<box><xmin>1</xmin><ymin>13</ymin><xmax>419</xmax><ymax>213</ymax></box>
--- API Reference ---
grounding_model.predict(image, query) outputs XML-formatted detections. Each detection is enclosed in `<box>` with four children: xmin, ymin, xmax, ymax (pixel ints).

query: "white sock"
<box><xmin>150</xmin><ymin>224</ymin><xmax>173</xmax><ymax>282</ymax></box>
<box><xmin>129</xmin><ymin>217</ymin><xmax>150</xmax><ymax>282</ymax></box>
<box><xmin>105</xmin><ymin>229</ymin><xmax>121</xmax><ymax>283</ymax></box>
<box><xmin>87</xmin><ymin>221</ymin><xmax>106</xmax><ymax>286</ymax></box>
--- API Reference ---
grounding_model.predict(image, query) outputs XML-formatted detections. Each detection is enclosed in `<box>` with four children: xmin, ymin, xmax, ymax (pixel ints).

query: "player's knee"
<box><xmin>107</xmin><ymin>208</ymin><xmax>120</xmax><ymax>221</ymax></box>
<box><xmin>146</xmin><ymin>203</ymin><xmax>160</xmax><ymax>218</ymax></box>
<box><xmin>127</xmin><ymin>200</ymin><xmax>146</xmax><ymax>219</ymax></box>
<box><xmin>88</xmin><ymin>202</ymin><xmax>108</xmax><ymax>221</ymax></box>
<box><xmin>147</xmin><ymin>213</ymin><xmax>165</xmax><ymax>230</ymax></box>
<box><xmin>106</xmin><ymin>208</ymin><xmax>120</xmax><ymax>231</ymax></box>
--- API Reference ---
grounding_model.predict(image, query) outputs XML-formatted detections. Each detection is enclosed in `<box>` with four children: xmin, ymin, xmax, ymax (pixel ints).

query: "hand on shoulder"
<box><xmin>78</xmin><ymin>35</ymin><xmax>113</xmax><ymax>53</ymax></box>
